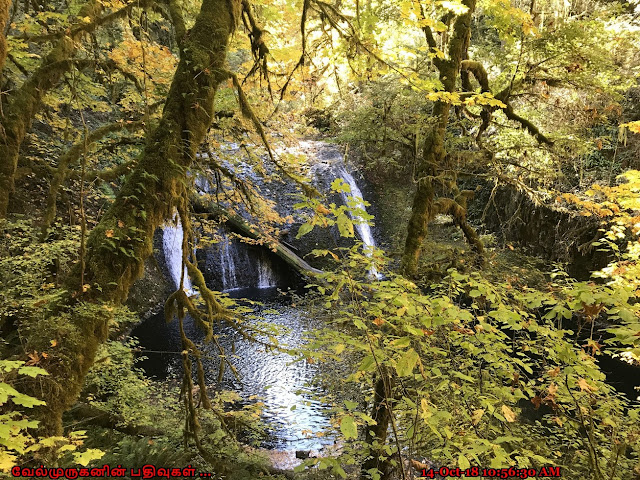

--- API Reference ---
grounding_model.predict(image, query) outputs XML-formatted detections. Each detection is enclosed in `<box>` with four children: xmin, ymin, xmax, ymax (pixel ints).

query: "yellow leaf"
<box><xmin>420</xmin><ymin>398</ymin><xmax>432</xmax><ymax>420</ymax></box>
<box><xmin>501</xmin><ymin>405</ymin><xmax>516</xmax><ymax>422</ymax></box>
<box><xmin>50</xmin><ymin>339</ymin><xmax>57</xmax><ymax>347</ymax></box>
<box><xmin>105</xmin><ymin>229</ymin><xmax>114</xmax><ymax>238</ymax></box>
<box><xmin>0</xmin><ymin>450</ymin><xmax>18</xmax><ymax>472</ymax></box>
<box><xmin>471</xmin><ymin>409</ymin><xmax>485</xmax><ymax>425</ymax></box>
<box><xmin>577</xmin><ymin>378</ymin><xmax>597</xmax><ymax>393</ymax></box>
<box><xmin>548</xmin><ymin>366</ymin><xmax>560</xmax><ymax>377</ymax></box>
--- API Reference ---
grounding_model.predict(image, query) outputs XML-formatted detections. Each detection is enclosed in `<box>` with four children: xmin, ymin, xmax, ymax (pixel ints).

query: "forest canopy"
<box><xmin>1</xmin><ymin>0</ymin><xmax>640</xmax><ymax>478</ymax></box>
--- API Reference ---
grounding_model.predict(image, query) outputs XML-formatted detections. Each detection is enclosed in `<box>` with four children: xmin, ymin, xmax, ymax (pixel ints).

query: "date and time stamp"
<box><xmin>419</xmin><ymin>466</ymin><xmax>562</xmax><ymax>478</ymax></box>
<box><xmin>10</xmin><ymin>464</ymin><xmax>562</xmax><ymax>479</ymax></box>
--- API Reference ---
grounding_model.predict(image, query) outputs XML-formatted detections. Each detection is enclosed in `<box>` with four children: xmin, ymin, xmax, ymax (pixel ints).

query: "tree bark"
<box><xmin>361</xmin><ymin>368</ymin><xmax>394</xmax><ymax>480</ymax></box>
<box><xmin>0</xmin><ymin>0</ymin><xmax>10</xmax><ymax>73</ymax></box>
<box><xmin>26</xmin><ymin>0</ymin><xmax>241</xmax><ymax>435</ymax></box>
<box><xmin>401</xmin><ymin>0</ymin><xmax>476</xmax><ymax>277</ymax></box>
<box><xmin>0</xmin><ymin>0</ymin><xmax>154</xmax><ymax>218</ymax></box>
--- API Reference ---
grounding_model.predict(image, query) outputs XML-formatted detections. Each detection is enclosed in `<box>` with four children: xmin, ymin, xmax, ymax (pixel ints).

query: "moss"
<box><xmin>0</xmin><ymin>0</ymin><xmax>9</xmax><ymax>73</ymax></box>
<box><xmin>24</xmin><ymin>0</ymin><xmax>242</xmax><ymax>435</ymax></box>
<box><xmin>401</xmin><ymin>0</ymin><xmax>477</xmax><ymax>277</ymax></box>
<box><xmin>0</xmin><ymin>0</ymin><xmax>105</xmax><ymax>218</ymax></box>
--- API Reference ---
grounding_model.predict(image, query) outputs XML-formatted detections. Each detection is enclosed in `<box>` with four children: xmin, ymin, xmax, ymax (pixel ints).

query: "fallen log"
<box><xmin>67</xmin><ymin>403</ymin><xmax>162</xmax><ymax>437</ymax></box>
<box><xmin>191</xmin><ymin>197</ymin><xmax>324</xmax><ymax>280</ymax></box>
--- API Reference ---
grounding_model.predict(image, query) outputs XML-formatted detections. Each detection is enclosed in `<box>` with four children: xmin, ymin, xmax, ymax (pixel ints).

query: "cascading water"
<box><xmin>336</xmin><ymin>166</ymin><xmax>381</xmax><ymax>278</ymax></box>
<box><xmin>257</xmin><ymin>253</ymin><xmax>276</xmax><ymax>288</ymax></box>
<box><xmin>163</xmin><ymin>213</ymin><xmax>194</xmax><ymax>295</ymax></box>
<box><xmin>219</xmin><ymin>235</ymin><xmax>239</xmax><ymax>291</ymax></box>
<box><xmin>210</xmin><ymin>230</ymin><xmax>278</xmax><ymax>291</ymax></box>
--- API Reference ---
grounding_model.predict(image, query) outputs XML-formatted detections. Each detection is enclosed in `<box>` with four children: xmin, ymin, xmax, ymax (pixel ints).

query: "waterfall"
<box><xmin>218</xmin><ymin>236</ymin><xmax>277</xmax><ymax>290</ymax></box>
<box><xmin>163</xmin><ymin>213</ymin><xmax>194</xmax><ymax>295</ymax></box>
<box><xmin>336</xmin><ymin>167</ymin><xmax>381</xmax><ymax>278</ymax></box>
<box><xmin>219</xmin><ymin>235</ymin><xmax>239</xmax><ymax>291</ymax></box>
<box><xmin>257</xmin><ymin>254</ymin><xmax>276</xmax><ymax>289</ymax></box>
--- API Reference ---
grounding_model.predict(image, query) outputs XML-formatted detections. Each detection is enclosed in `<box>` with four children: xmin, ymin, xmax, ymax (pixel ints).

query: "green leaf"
<box><xmin>389</xmin><ymin>337</ymin><xmax>411</xmax><ymax>349</ymax></box>
<box><xmin>396</xmin><ymin>348</ymin><xmax>419</xmax><ymax>377</ymax></box>
<box><xmin>337</xmin><ymin>213</ymin><xmax>354</xmax><ymax>238</ymax></box>
<box><xmin>344</xmin><ymin>400</ymin><xmax>358</xmax><ymax>410</ymax></box>
<box><xmin>0</xmin><ymin>383</ymin><xmax>21</xmax><ymax>405</ymax></box>
<box><xmin>17</xmin><ymin>366</ymin><xmax>49</xmax><ymax>378</ymax></box>
<box><xmin>331</xmin><ymin>178</ymin><xmax>351</xmax><ymax>193</ymax></box>
<box><xmin>359</xmin><ymin>355</ymin><xmax>376</xmax><ymax>372</ymax></box>
<box><xmin>340</xmin><ymin>415</ymin><xmax>357</xmax><ymax>439</ymax></box>
<box><xmin>11</xmin><ymin>393</ymin><xmax>45</xmax><ymax>408</ymax></box>
<box><xmin>296</xmin><ymin>223</ymin><xmax>314</xmax><ymax>239</ymax></box>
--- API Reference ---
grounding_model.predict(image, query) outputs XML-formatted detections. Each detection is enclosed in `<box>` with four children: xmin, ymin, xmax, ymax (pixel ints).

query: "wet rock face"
<box><xmin>143</xmin><ymin>140</ymin><xmax>381</xmax><ymax>295</ymax></box>
<box><xmin>127</xmin><ymin>230</ymin><xmax>170</xmax><ymax>318</ymax></box>
<box><xmin>196</xmin><ymin>225</ymin><xmax>295</xmax><ymax>292</ymax></box>
<box><xmin>468</xmin><ymin>182</ymin><xmax>613</xmax><ymax>279</ymax></box>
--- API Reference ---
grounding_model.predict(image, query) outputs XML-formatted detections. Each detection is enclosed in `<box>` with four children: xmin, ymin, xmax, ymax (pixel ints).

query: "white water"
<box><xmin>336</xmin><ymin>167</ymin><xmax>381</xmax><ymax>278</ymax></box>
<box><xmin>216</xmin><ymin>232</ymin><xmax>277</xmax><ymax>291</ymax></box>
<box><xmin>257</xmin><ymin>254</ymin><xmax>276</xmax><ymax>288</ymax></box>
<box><xmin>163</xmin><ymin>213</ymin><xmax>194</xmax><ymax>295</ymax></box>
<box><xmin>219</xmin><ymin>235</ymin><xmax>239</xmax><ymax>291</ymax></box>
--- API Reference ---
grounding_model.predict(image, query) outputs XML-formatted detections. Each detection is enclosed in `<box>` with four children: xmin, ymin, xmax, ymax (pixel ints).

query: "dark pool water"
<box><xmin>130</xmin><ymin>287</ymin><xmax>334</xmax><ymax>451</ymax></box>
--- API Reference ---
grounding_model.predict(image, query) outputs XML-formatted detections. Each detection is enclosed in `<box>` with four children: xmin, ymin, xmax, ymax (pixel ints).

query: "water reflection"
<box><xmin>131</xmin><ymin>287</ymin><xmax>332</xmax><ymax>450</ymax></box>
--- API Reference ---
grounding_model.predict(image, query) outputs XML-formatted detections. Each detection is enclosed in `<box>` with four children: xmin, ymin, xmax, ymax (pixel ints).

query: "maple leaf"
<box><xmin>117</xmin><ymin>220</ymin><xmax>125</xmax><ymax>228</ymax></box>
<box><xmin>471</xmin><ymin>409</ymin><xmax>485</xmax><ymax>425</ymax></box>
<box><xmin>531</xmin><ymin>396</ymin><xmax>542</xmax><ymax>409</ymax></box>
<box><xmin>105</xmin><ymin>229</ymin><xmax>114</xmax><ymax>238</ymax></box>
<box><xmin>548</xmin><ymin>383</ymin><xmax>558</xmax><ymax>397</ymax></box>
<box><xmin>26</xmin><ymin>351</ymin><xmax>41</xmax><ymax>366</ymax></box>
<box><xmin>501</xmin><ymin>405</ymin><xmax>516</xmax><ymax>422</ymax></box>
<box><xmin>577</xmin><ymin>378</ymin><xmax>597</xmax><ymax>393</ymax></box>
<box><xmin>548</xmin><ymin>366</ymin><xmax>561</xmax><ymax>377</ymax></box>
<box><xmin>50</xmin><ymin>339</ymin><xmax>57</xmax><ymax>347</ymax></box>
<box><xmin>373</xmin><ymin>317</ymin><xmax>385</xmax><ymax>326</ymax></box>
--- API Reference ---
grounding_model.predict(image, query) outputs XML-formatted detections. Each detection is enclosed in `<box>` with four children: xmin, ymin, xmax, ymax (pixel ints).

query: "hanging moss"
<box><xmin>0</xmin><ymin>0</ymin><xmax>157</xmax><ymax>218</ymax></box>
<box><xmin>21</xmin><ymin>0</ymin><xmax>242</xmax><ymax>436</ymax></box>
<box><xmin>401</xmin><ymin>0</ymin><xmax>477</xmax><ymax>277</ymax></box>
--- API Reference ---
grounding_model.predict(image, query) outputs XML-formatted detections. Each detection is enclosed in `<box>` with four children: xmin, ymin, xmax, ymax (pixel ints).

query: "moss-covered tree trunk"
<box><xmin>361</xmin><ymin>369</ymin><xmax>393</xmax><ymax>479</ymax></box>
<box><xmin>400</xmin><ymin>1</ymin><xmax>475</xmax><ymax>277</ymax></box>
<box><xmin>0</xmin><ymin>0</ymin><xmax>103</xmax><ymax>218</ymax></box>
<box><xmin>0</xmin><ymin>0</ymin><xmax>10</xmax><ymax>73</ymax></box>
<box><xmin>30</xmin><ymin>0</ymin><xmax>241</xmax><ymax>434</ymax></box>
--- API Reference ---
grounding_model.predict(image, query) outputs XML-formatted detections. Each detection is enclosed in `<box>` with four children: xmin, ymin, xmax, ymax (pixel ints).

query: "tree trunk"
<box><xmin>401</xmin><ymin>102</ymin><xmax>449</xmax><ymax>277</ymax></box>
<box><xmin>0</xmin><ymin>0</ymin><xmax>10</xmax><ymax>73</ymax></box>
<box><xmin>192</xmin><ymin>197</ymin><xmax>324</xmax><ymax>278</ymax></box>
<box><xmin>27</xmin><ymin>0</ymin><xmax>241</xmax><ymax>435</ymax></box>
<box><xmin>0</xmin><ymin>0</ymin><xmax>152</xmax><ymax>218</ymax></box>
<box><xmin>361</xmin><ymin>369</ymin><xmax>393</xmax><ymax>480</ymax></box>
<box><xmin>401</xmin><ymin>1</ymin><xmax>475</xmax><ymax>277</ymax></box>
